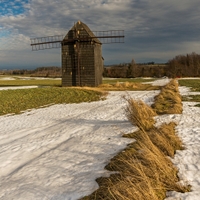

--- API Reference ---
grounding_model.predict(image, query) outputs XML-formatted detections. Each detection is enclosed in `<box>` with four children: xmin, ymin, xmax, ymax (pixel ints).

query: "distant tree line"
<box><xmin>0</xmin><ymin>69</ymin><xmax>31</xmax><ymax>75</ymax></box>
<box><xmin>104</xmin><ymin>52</ymin><xmax>200</xmax><ymax>78</ymax></box>
<box><xmin>31</xmin><ymin>67</ymin><xmax>61</xmax><ymax>77</ymax></box>
<box><xmin>167</xmin><ymin>52</ymin><xmax>200</xmax><ymax>77</ymax></box>
<box><xmin>103</xmin><ymin>59</ymin><xmax>168</xmax><ymax>78</ymax></box>
<box><xmin>1</xmin><ymin>53</ymin><xmax>200</xmax><ymax>78</ymax></box>
<box><xmin>0</xmin><ymin>67</ymin><xmax>62</xmax><ymax>78</ymax></box>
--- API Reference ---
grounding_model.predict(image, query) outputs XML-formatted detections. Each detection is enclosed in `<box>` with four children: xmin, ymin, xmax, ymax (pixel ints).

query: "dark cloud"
<box><xmin>0</xmin><ymin>0</ymin><xmax>200</xmax><ymax>68</ymax></box>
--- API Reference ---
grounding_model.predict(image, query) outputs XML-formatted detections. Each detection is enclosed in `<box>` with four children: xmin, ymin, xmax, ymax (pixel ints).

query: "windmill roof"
<box><xmin>65</xmin><ymin>21</ymin><xmax>101</xmax><ymax>44</ymax></box>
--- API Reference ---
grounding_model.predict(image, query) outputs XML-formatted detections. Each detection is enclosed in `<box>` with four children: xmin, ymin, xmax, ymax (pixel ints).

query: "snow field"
<box><xmin>1</xmin><ymin>78</ymin><xmax>200</xmax><ymax>200</ymax></box>
<box><xmin>0</xmin><ymin>89</ymin><xmax>159</xmax><ymax>200</ymax></box>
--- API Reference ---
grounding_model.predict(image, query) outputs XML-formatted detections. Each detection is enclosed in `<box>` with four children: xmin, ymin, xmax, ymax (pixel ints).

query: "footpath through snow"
<box><xmin>1</xmin><ymin>78</ymin><xmax>200</xmax><ymax>200</ymax></box>
<box><xmin>0</xmin><ymin>87</ymin><xmax>159</xmax><ymax>200</ymax></box>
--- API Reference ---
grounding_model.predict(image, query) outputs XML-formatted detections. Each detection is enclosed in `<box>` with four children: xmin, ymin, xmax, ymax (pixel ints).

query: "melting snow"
<box><xmin>1</xmin><ymin>78</ymin><xmax>200</xmax><ymax>200</ymax></box>
<box><xmin>0</xmin><ymin>88</ymin><xmax>159</xmax><ymax>200</ymax></box>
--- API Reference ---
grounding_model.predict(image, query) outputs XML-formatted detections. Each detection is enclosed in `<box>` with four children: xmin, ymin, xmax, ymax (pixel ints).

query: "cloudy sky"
<box><xmin>0</xmin><ymin>0</ymin><xmax>200</xmax><ymax>69</ymax></box>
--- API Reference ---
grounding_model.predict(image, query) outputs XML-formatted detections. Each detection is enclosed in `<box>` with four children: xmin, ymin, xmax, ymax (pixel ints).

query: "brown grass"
<box><xmin>80</xmin><ymin>80</ymin><xmax>190</xmax><ymax>200</ymax></box>
<box><xmin>71</xmin><ymin>86</ymin><xmax>108</xmax><ymax>100</ymax></box>
<box><xmin>81</xmin><ymin>123</ymin><xmax>189</xmax><ymax>200</ymax></box>
<box><xmin>123</xmin><ymin>96</ymin><xmax>157</xmax><ymax>131</ymax></box>
<box><xmin>114</xmin><ymin>81</ymin><xmax>121</xmax><ymax>87</ymax></box>
<box><xmin>152</xmin><ymin>79</ymin><xmax>183</xmax><ymax>114</ymax></box>
<box><xmin>99</xmin><ymin>81</ymin><xmax>160</xmax><ymax>91</ymax></box>
<box><xmin>125</xmin><ymin>122</ymin><xmax>184</xmax><ymax>158</ymax></box>
<box><xmin>123</xmin><ymin>81</ymin><xmax>130</xmax><ymax>88</ymax></box>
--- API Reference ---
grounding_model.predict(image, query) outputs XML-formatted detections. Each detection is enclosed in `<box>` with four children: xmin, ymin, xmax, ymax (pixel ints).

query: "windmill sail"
<box><xmin>30</xmin><ymin>35</ymin><xmax>64</xmax><ymax>51</ymax></box>
<box><xmin>30</xmin><ymin>30</ymin><xmax>124</xmax><ymax>51</ymax></box>
<box><xmin>92</xmin><ymin>30</ymin><xmax>124</xmax><ymax>44</ymax></box>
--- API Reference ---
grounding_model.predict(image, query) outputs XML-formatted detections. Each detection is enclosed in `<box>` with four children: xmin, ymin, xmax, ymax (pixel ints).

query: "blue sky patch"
<box><xmin>0</xmin><ymin>0</ymin><xmax>29</xmax><ymax>16</ymax></box>
<box><xmin>0</xmin><ymin>26</ymin><xmax>11</xmax><ymax>39</ymax></box>
<box><xmin>0</xmin><ymin>28</ymin><xmax>10</xmax><ymax>37</ymax></box>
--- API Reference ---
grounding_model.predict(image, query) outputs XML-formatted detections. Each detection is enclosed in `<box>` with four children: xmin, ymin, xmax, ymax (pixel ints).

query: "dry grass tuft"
<box><xmin>132</xmin><ymin>84</ymin><xmax>139</xmax><ymax>89</ymax></box>
<box><xmin>124</xmin><ymin>96</ymin><xmax>157</xmax><ymax>131</ymax></box>
<box><xmin>152</xmin><ymin>79</ymin><xmax>183</xmax><ymax>114</ymax></box>
<box><xmin>114</xmin><ymin>81</ymin><xmax>121</xmax><ymax>87</ymax></box>
<box><xmin>125</xmin><ymin>122</ymin><xmax>184</xmax><ymax>158</ymax></box>
<box><xmin>98</xmin><ymin>83</ymin><xmax>113</xmax><ymax>88</ymax></box>
<box><xmin>123</xmin><ymin>81</ymin><xmax>130</xmax><ymax>87</ymax></box>
<box><xmin>81</xmin><ymin>123</ymin><xmax>189</xmax><ymax>200</ymax></box>
<box><xmin>164</xmin><ymin>79</ymin><xmax>179</xmax><ymax>92</ymax></box>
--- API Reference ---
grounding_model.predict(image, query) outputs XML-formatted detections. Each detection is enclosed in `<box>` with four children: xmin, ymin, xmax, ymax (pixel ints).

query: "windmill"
<box><xmin>30</xmin><ymin>21</ymin><xmax>124</xmax><ymax>87</ymax></box>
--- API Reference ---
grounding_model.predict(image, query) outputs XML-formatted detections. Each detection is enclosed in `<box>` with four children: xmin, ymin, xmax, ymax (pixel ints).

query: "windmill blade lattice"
<box><xmin>30</xmin><ymin>35</ymin><xmax>64</xmax><ymax>51</ymax></box>
<box><xmin>92</xmin><ymin>30</ymin><xmax>124</xmax><ymax>44</ymax></box>
<box><xmin>30</xmin><ymin>30</ymin><xmax>124</xmax><ymax>51</ymax></box>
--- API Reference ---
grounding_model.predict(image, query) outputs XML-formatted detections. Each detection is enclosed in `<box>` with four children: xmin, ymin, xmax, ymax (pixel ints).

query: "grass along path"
<box><xmin>178</xmin><ymin>79</ymin><xmax>200</xmax><ymax>107</ymax></box>
<box><xmin>103</xmin><ymin>78</ymin><xmax>158</xmax><ymax>84</ymax></box>
<box><xmin>0</xmin><ymin>76</ymin><xmax>161</xmax><ymax>116</ymax></box>
<box><xmin>0</xmin><ymin>87</ymin><xmax>103</xmax><ymax>116</ymax></box>
<box><xmin>99</xmin><ymin>81</ymin><xmax>160</xmax><ymax>91</ymax></box>
<box><xmin>0</xmin><ymin>76</ymin><xmax>156</xmax><ymax>87</ymax></box>
<box><xmin>0</xmin><ymin>79</ymin><xmax>61</xmax><ymax>87</ymax></box>
<box><xmin>178</xmin><ymin>79</ymin><xmax>200</xmax><ymax>92</ymax></box>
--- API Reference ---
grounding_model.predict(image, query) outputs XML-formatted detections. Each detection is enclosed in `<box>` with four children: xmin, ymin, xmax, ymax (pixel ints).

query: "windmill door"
<box><xmin>67</xmin><ymin>52</ymin><xmax>81</xmax><ymax>86</ymax></box>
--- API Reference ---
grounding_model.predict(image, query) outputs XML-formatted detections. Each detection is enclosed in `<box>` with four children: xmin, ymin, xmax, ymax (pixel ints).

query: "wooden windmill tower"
<box><xmin>30</xmin><ymin>21</ymin><xmax>124</xmax><ymax>87</ymax></box>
